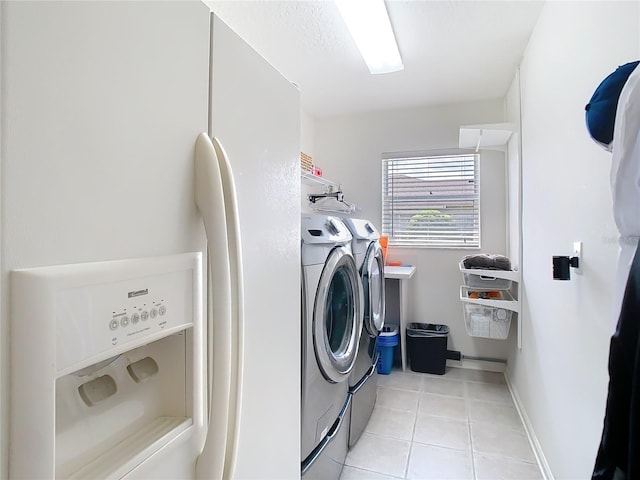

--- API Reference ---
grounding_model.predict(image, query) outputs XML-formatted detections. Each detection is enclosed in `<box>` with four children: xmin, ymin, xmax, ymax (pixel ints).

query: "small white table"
<box><xmin>384</xmin><ymin>265</ymin><xmax>416</xmax><ymax>372</ymax></box>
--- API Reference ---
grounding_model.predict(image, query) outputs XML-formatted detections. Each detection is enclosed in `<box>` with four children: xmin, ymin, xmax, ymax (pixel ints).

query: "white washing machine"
<box><xmin>341</xmin><ymin>218</ymin><xmax>385</xmax><ymax>448</ymax></box>
<box><xmin>301</xmin><ymin>214</ymin><xmax>364</xmax><ymax>480</ymax></box>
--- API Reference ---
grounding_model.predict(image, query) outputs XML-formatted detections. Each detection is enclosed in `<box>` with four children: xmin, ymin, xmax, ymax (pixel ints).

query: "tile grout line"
<box><xmin>404</xmin><ymin>376</ymin><xmax>422</xmax><ymax>479</ymax></box>
<box><xmin>345</xmin><ymin>464</ymin><xmax>405</xmax><ymax>479</ymax></box>
<box><xmin>465</xmin><ymin>380</ymin><xmax>478</xmax><ymax>480</ymax></box>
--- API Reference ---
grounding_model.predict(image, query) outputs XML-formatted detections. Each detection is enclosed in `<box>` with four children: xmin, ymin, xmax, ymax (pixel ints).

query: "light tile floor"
<box><xmin>340</xmin><ymin>367</ymin><xmax>544</xmax><ymax>480</ymax></box>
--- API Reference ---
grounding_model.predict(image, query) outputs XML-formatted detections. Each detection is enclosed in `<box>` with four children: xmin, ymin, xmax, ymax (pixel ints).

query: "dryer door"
<box><xmin>313</xmin><ymin>246</ymin><xmax>363</xmax><ymax>383</ymax></box>
<box><xmin>362</xmin><ymin>241</ymin><xmax>385</xmax><ymax>337</ymax></box>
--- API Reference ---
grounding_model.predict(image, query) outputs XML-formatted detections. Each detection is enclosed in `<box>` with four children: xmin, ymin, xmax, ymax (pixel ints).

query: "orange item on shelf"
<box><xmin>468</xmin><ymin>291</ymin><xmax>503</xmax><ymax>299</ymax></box>
<box><xmin>387</xmin><ymin>261</ymin><xmax>402</xmax><ymax>267</ymax></box>
<box><xmin>379</xmin><ymin>235</ymin><xmax>389</xmax><ymax>263</ymax></box>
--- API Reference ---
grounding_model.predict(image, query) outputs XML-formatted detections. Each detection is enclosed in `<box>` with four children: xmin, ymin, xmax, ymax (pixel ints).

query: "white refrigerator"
<box><xmin>0</xmin><ymin>2</ymin><xmax>300</xmax><ymax>479</ymax></box>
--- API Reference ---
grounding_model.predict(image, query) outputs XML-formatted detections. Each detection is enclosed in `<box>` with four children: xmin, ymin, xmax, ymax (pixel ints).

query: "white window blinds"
<box><xmin>382</xmin><ymin>153</ymin><xmax>480</xmax><ymax>248</ymax></box>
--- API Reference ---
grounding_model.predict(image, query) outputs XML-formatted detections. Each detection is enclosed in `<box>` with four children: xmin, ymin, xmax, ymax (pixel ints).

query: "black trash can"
<box><xmin>406</xmin><ymin>323</ymin><xmax>450</xmax><ymax>375</ymax></box>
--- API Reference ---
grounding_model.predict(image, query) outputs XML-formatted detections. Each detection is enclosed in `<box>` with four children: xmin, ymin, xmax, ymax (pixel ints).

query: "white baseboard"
<box><xmin>505</xmin><ymin>371</ymin><xmax>554</xmax><ymax>480</ymax></box>
<box><xmin>446</xmin><ymin>358</ymin><xmax>506</xmax><ymax>373</ymax></box>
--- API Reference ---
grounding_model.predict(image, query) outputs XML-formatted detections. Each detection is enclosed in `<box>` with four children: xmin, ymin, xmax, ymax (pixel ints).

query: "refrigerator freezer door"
<box><xmin>209</xmin><ymin>14</ymin><xmax>301</xmax><ymax>480</ymax></box>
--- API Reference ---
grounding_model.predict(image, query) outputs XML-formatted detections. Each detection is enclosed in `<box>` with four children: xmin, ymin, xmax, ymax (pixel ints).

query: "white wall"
<box><xmin>506</xmin><ymin>69</ymin><xmax>522</xmax><ymax>270</ymax></box>
<box><xmin>301</xmin><ymin>110</ymin><xmax>316</xmax><ymax>156</ymax></box>
<box><xmin>314</xmin><ymin>101</ymin><xmax>513</xmax><ymax>361</ymax></box>
<box><xmin>506</xmin><ymin>2</ymin><xmax>640</xmax><ymax>478</ymax></box>
<box><xmin>0</xmin><ymin>4</ymin><xmax>4</xmax><ymax>476</ymax></box>
<box><xmin>301</xmin><ymin>110</ymin><xmax>319</xmax><ymax>214</ymax></box>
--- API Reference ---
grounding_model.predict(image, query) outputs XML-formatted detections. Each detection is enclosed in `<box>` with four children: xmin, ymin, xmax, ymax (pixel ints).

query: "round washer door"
<box><xmin>362</xmin><ymin>241</ymin><xmax>385</xmax><ymax>337</ymax></box>
<box><xmin>313</xmin><ymin>246</ymin><xmax>363</xmax><ymax>383</ymax></box>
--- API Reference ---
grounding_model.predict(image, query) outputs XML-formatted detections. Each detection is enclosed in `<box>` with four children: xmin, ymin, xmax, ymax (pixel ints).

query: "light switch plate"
<box><xmin>573</xmin><ymin>241</ymin><xmax>583</xmax><ymax>275</ymax></box>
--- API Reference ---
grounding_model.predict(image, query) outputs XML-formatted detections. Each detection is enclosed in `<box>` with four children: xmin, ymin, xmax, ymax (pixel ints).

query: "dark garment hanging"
<box><xmin>593</xmin><ymin>245</ymin><xmax>640</xmax><ymax>480</ymax></box>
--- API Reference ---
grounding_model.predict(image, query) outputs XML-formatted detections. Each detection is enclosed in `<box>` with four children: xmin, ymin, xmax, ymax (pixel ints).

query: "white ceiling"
<box><xmin>209</xmin><ymin>0</ymin><xmax>545</xmax><ymax>118</ymax></box>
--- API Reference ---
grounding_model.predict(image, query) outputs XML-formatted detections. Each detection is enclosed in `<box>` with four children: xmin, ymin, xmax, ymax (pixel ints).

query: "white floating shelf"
<box><xmin>301</xmin><ymin>172</ymin><xmax>339</xmax><ymax>189</ymax></box>
<box><xmin>459</xmin><ymin>265</ymin><xmax>520</xmax><ymax>282</ymax></box>
<box><xmin>459</xmin><ymin>122</ymin><xmax>513</xmax><ymax>150</ymax></box>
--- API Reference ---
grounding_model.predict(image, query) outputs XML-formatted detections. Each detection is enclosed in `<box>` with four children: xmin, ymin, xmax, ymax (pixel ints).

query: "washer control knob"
<box><xmin>109</xmin><ymin>319</ymin><xmax>119</xmax><ymax>331</ymax></box>
<box><xmin>131</xmin><ymin>313</ymin><xmax>140</xmax><ymax>324</ymax></box>
<box><xmin>159</xmin><ymin>305</ymin><xmax>167</xmax><ymax>316</ymax></box>
<box><xmin>120</xmin><ymin>316</ymin><xmax>129</xmax><ymax>327</ymax></box>
<box><xmin>141</xmin><ymin>311</ymin><xmax>149</xmax><ymax>321</ymax></box>
<box><xmin>150</xmin><ymin>308</ymin><xmax>158</xmax><ymax>319</ymax></box>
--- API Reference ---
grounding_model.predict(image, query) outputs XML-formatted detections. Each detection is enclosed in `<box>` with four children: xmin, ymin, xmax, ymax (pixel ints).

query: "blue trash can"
<box><xmin>377</xmin><ymin>325</ymin><xmax>399</xmax><ymax>375</ymax></box>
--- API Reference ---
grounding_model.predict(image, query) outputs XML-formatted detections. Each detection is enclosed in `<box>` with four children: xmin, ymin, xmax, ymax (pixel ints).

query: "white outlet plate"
<box><xmin>573</xmin><ymin>241</ymin><xmax>583</xmax><ymax>275</ymax></box>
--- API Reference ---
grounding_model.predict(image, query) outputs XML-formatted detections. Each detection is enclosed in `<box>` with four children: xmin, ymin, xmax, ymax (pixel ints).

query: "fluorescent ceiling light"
<box><xmin>335</xmin><ymin>0</ymin><xmax>404</xmax><ymax>75</ymax></box>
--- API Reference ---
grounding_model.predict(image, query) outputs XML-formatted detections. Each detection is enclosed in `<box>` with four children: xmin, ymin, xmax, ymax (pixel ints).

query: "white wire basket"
<box><xmin>462</xmin><ymin>303</ymin><xmax>512</xmax><ymax>340</ymax></box>
<box><xmin>459</xmin><ymin>287</ymin><xmax>516</xmax><ymax>340</ymax></box>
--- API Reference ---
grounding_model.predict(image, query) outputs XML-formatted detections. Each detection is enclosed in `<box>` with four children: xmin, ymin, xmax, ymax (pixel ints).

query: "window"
<box><xmin>382</xmin><ymin>153</ymin><xmax>480</xmax><ymax>248</ymax></box>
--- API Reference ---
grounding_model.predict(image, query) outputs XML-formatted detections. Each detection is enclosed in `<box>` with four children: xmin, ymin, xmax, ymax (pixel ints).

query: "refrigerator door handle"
<box><xmin>194</xmin><ymin>133</ymin><xmax>245</xmax><ymax>480</ymax></box>
<box><xmin>211</xmin><ymin>135</ymin><xmax>245</xmax><ymax>480</ymax></box>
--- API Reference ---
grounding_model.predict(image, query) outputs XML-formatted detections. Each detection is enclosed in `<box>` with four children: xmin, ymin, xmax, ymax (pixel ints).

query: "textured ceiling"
<box><xmin>208</xmin><ymin>1</ymin><xmax>545</xmax><ymax>118</ymax></box>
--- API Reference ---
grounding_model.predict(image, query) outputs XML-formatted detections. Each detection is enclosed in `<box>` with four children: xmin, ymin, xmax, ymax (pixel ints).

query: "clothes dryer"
<box><xmin>341</xmin><ymin>218</ymin><xmax>385</xmax><ymax>448</ymax></box>
<box><xmin>301</xmin><ymin>214</ymin><xmax>364</xmax><ymax>479</ymax></box>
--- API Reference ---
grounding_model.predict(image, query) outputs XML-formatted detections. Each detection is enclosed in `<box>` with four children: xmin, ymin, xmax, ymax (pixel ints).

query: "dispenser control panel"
<box><xmin>103</xmin><ymin>283</ymin><xmax>171</xmax><ymax>337</ymax></box>
<box><xmin>11</xmin><ymin>253</ymin><xmax>202</xmax><ymax>377</ymax></box>
<box><xmin>55</xmin><ymin>265</ymin><xmax>195</xmax><ymax>375</ymax></box>
<box><xmin>109</xmin><ymin>303</ymin><xmax>168</xmax><ymax>331</ymax></box>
